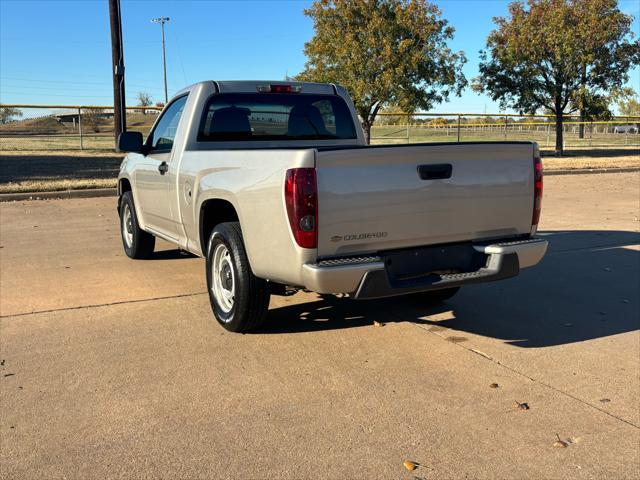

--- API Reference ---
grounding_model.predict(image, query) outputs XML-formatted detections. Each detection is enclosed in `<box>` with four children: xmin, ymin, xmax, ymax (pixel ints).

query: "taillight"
<box><xmin>532</xmin><ymin>146</ymin><xmax>543</xmax><ymax>230</ymax></box>
<box><xmin>284</xmin><ymin>168</ymin><xmax>317</xmax><ymax>249</ymax></box>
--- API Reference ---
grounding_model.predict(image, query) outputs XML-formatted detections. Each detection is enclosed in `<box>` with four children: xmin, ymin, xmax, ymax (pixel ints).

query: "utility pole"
<box><xmin>109</xmin><ymin>0</ymin><xmax>126</xmax><ymax>148</ymax></box>
<box><xmin>151</xmin><ymin>17</ymin><xmax>170</xmax><ymax>103</ymax></box>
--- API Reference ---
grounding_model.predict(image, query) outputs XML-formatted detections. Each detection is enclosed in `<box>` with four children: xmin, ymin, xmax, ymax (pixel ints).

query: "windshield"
<box><xmin>198</xmin><ymin>93</ymin><xmax>357</xmax><ymax>142</ymax></box>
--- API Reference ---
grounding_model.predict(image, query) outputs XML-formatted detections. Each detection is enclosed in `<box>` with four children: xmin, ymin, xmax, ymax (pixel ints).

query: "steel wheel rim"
<box><xmin>122</xmin><ymin>204</ymin><xmax>134</xmax><ymax>248</ymax></box>
<box><xmin>211</xmin><ymin>243</ymin><xmax>235</xmax><ymax>315</ymax></box>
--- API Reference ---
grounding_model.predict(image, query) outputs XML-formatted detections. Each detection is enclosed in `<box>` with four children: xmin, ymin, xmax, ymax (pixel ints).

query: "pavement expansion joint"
<box><xmin>412</xmin><ymin>321</ymin><xmax>640</xmax><ymax>431</ymax></box>
<box><xmin>0</xmin><ymin>291</ymin><xmax>208</xmax><ymax>319</ymax></box>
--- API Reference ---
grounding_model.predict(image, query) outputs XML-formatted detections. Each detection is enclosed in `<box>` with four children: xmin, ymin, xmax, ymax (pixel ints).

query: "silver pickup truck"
<box><xmin>117</xmin><ymin>80</ymin><xmax>547</xmax><ymax>332</ymax></box>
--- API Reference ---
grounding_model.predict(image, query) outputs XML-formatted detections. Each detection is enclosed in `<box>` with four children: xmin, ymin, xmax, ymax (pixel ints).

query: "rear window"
<box><xmin>198</xmin><ymin>93</ymin><xmax>357</xmax><ymax>142</ymax></box>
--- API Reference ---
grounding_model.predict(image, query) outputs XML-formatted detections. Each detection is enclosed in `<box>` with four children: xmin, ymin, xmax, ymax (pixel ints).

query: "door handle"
<box><xmin>418</xmin><ymin>164</ymin><xmax>452</xmax><ymax>180</ymax></box>
<box><xmin>158</xmin><ymin>161</ymin><xmax>168</xmax><ymax>175</ymax></box>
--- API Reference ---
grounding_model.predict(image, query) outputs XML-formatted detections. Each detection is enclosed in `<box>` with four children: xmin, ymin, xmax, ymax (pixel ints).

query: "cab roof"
<box><xmin>175</xmin><ymin>80</ymin><xmax>338</xmax><ymax>97</ymax></box>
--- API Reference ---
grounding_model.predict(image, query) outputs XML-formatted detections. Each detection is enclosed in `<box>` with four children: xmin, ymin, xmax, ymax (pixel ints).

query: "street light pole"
<box><xmin>151</xmin><ymin>17</ymin><xmax>170</xmax><ymax>103</ymax></box>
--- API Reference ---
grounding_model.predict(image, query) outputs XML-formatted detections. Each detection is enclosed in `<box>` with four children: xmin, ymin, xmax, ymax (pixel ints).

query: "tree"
<box><xmin>81</xmin><ymin>108</ymin><xmax>103</xmax><ymax>133</ymax></box>
<box><xmin>137</xmin><ymin>92</ymin><xmax>153</xmax><ymax>115</ymax></box>
<box><xmin>297</xmin><ymin>0</ymin><xmax>466</xmax><ymax>143</ymax></box>
<box><xmin>377</xmin><ymin>105</ymin><xmax>407</xmax><ymax>125</ymax></box>
<box><xmin>573</xmin><ymin>89</ymin><xmax>612</xmax><ymax>138</ymax></box>
<box><xmin>475</xmin><ymin>0</ymin><xmax>639</xmax><ymax>155</ymax></box>
<box><xmin>612</xmin><ymin>88</ymin><xmax>640</xmax><ymax>117</ymax></box>
<box><xmin>0</xmin><ymin>106</ymin><xmax>23</xmax><ymax>124</ymax></box>
<box><xmin>619</xmin><ymin>97</ymin><xmax>640</xmax><ymax>117</ymax></box>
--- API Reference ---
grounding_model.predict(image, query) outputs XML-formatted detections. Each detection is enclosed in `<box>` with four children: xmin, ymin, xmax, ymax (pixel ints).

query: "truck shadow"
<box><xmin>258</xmin><ymin>230</ymin><xmax>640</xmax><ymax>348</ymax></box>
<box><xmin>150</xmin><ymin>248</ymin><xmax>196</xmax><ymax>260</ymax></box>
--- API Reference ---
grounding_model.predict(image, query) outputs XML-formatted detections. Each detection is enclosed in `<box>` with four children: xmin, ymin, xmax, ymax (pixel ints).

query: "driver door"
<box><xmin>134</xmin><ymin>95</ymin><xmax>188</xmax><ymax>240</ymax></box>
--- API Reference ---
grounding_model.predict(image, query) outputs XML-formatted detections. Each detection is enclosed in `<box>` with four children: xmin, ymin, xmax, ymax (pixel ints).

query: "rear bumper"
<box><xmin>301</xmin><ymin>237</ymin><xmax>547</xmax><ymax>298</ymax></box>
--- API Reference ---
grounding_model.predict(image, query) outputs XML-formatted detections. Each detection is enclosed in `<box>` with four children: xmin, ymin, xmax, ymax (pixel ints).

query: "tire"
<box><xmin>411</xmin><ymin>287</ymin><xmax>460</xmax><ymax>304</ymax></box>
<box><xmin>205</xmin><ymin>222</ymin><xmax>270</xmax><ymax>332</ymax></box>
<box><xmin>119</xmin><ymin>191</ymin><xmax>155</xmax><ymax>259</ymax></box>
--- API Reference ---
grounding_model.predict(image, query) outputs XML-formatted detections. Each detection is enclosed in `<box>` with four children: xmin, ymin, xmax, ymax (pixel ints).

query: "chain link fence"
<box><xmin>371</xmin><ymin>113</ymin><xmax>640</xmax><ymax>150</ymax></box>
<box><xmin>0</xmin><ymin>105</ymin><xmax>162</xmax><ymax>151</ymax></box>
<box><xmin>1</xmin><ymin>105</ymin><xmax>639</xmax><ymax>151</ymax></box>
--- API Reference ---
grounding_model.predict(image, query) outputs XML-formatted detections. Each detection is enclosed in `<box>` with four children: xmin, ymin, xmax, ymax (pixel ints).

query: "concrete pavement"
<box><xmin>1</xmin><ymin>172</ymin><xmax>639</xmax><ymax>479</ymax></box>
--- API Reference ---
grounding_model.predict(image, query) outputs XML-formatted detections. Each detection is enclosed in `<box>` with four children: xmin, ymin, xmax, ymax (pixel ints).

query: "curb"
<box><xmin>0</xmin><ymin>188</ymin><xmax>117</xmax><ymax>202</ymax></box>
<box><xmin>1</xmin><ymin>167</ymin><xmax>638</xmax><ymax>202</ymax></box>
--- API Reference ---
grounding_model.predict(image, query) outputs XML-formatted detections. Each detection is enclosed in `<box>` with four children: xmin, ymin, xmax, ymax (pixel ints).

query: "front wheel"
<box><xmin>119</xmin><ymin>191</ymin><xmax>155</xmax><ymax>259</ymax></box>
<box><xmin>205</xmin><ymin>222</ymin><xmax>270</xmax><ymax>332</ymax></box>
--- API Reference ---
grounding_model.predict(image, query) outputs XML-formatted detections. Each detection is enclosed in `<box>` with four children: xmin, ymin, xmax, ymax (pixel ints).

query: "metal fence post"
<box><xmin>504</xmin><ymin>115</ymin><xmax>508</xmax><ymax>140</ymax></box>
<box><xmin>546</xmin><ymin>122</ymin><xmax>550</xmax><ymax>147</ymax></box>
<box><xmin>406</xmin><ymin>113</ymin><xmax>410</xmax><ymax>143</ymax></box>
<box><xmin>457</xmin><ymin>115</ymin><xmax>461</xmax><ymax>142</ymax></box>
<box><xmin>626</xmin><ymin>116</ymin><xmax>629</xmax><ymax>145</ymax></box>
<box><xmin>78</xmin><ymin>108</ymin><xmax>84</xmax><ymax>150</ymax></box>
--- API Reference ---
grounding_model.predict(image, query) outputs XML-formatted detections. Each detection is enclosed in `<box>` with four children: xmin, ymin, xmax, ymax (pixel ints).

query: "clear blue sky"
<box><xmin>1</xmin><ymin>0</ymin><xmax>638</xmax><ymax>113</ymax></box>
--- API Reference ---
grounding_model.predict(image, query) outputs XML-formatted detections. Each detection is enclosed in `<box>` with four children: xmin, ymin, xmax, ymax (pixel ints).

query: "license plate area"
<box><xmin>383</xmin><ymin>242</ymin><xmax>487</xmax><ymax>287</ymax></box>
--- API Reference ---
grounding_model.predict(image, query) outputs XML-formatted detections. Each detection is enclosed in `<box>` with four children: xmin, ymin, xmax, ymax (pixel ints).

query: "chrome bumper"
<box><xmin>302</xmin><ymin>238</ymin><xmax>548</xmax><ymax>297</ymax></box>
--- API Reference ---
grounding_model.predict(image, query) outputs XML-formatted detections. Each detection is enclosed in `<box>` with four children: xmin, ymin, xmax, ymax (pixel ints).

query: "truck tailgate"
<box><xmin>315</xmin><ymin>142</ymin><xmax>535</xmax><ymax>257</ymax></box>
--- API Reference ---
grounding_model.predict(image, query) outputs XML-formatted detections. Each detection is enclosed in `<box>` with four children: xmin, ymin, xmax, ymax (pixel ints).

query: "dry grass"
<box><xmin>543</xmin><ymin>154</ymin><xmax>640</xmax><ymax>170</ymax></box>
<box><xmin>0</xmin><ymin>149</ymin><xmax>125</xmax><ymax>158</ymax></box>
<box><xmin>0</xmin><ymin>178</ymin><xmax>116</xmax><ymax>193</ymax></box>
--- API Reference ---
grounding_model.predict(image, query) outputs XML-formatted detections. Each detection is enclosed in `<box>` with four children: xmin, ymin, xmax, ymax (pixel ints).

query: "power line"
<box><xmin>0</xmin><ymin>83</ymin><xmax>166</xmax><ymax>96</ymax></box>
<box><xmin>0</xmin><ymin>76</ymin><xmax>174</xmax><ymax>91</ymax></box>
<box><xmin>170</xmin><ymin>30</ymin><xmax>189</xmax><ymax>86</ymax></box>
<box><xmin>0</xmin><ymin>83</ymin><xmax>148</xmax><ymax>93</ymax></box>
<box><xmin>0</xmin><ymin>90</ymin><xmax>117</xmax><ymax>98</ymax></box>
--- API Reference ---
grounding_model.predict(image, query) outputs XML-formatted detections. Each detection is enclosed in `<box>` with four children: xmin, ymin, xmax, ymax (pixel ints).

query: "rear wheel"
<box><xmin>119</xmin><ymin>191</ymin><xmax>155</xmax><ymax>259</ymax></box>
<box><xmin>412</xmin><ymin>287</ymin><xmax>460</xmax><ymax>304</ymax></box>
<box><xmin>206</xmin><ymin>222</ymin><xmax>270</xmax><ymax>332</ymax></box>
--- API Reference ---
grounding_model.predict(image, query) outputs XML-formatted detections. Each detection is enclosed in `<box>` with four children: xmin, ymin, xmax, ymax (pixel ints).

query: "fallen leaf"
<box><xmin>403</xmin><ymin>460</ymin><xmax>419</xmax><ymax>471</ymax></box>
<box><xmin>515</xmin><ymin>401</ymin><xmax>530</xmax><ymax>410</ymax></box>
<box><xmin>554</xmin><ymin>433</ymin><xmax>569</xmax><ymax>448</ymax></box>
<box><xmin>599</xmin><ymin>398</ymin><xmax>611</xmax><ymax>403</ymax></box>
<box><xmin>373</xmin><ymin>320</ymin><xmax>385</xmax><ymax>327</ymax></box>
<box><xmin>490</xmin><ymin>383</ymin><xmax>499</xmax><ymax>388</ymax></box>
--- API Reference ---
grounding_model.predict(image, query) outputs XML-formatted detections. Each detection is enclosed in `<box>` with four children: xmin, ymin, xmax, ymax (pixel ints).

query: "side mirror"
<box><xmin>118</xmin><ymin>131</ymin><xmax>144</xmax><ymax>153</ymax></box>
